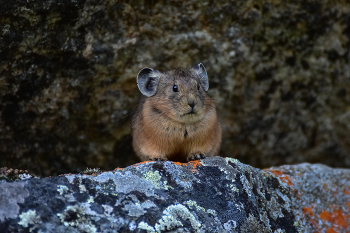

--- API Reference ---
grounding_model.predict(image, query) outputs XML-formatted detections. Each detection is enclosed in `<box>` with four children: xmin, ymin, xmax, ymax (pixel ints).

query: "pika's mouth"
<box><xmin>183</xmin><ymin>109</ymin><xmax>196</xmax><ymax>116</ymax></box>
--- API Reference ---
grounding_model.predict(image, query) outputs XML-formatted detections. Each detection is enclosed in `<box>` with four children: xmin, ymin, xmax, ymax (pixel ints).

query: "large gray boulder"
<box><xmin>1</xmin><ymin>157</ymin><xmax>349</xmax><ymax>232</ymax></box>
<box><xmin>1</xmin><ymin>0</ymin><xmax>350</xmax><ymax>176</ymax></box>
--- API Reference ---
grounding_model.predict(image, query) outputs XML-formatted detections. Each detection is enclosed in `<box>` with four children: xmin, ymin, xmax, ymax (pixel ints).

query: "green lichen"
<box><xmin>137</xmin><ymin>204</ymin><xmax>202</xmax><ymax>232</ymax></box>
<box><xmin>207</xmin><ymin>209</ymin><xmax>216</xmax><ymax>215</ymax></box>
<box><xmin>235</xmin><ymin>203</ymin><xmax>243</xmax><ymax>212</ymax></box>
<box><xmin>225</xmin><ymin>157</ymin><xmax>239</xmax><ymax>164</ymax></box>
<box><xmin>143</xmin><ymin>170</ymin><xmax>161</xmax><ymax>185</ymax></box>
<box><xmin>156</xmin><ymin>204</ymin><xmax>201</xmax><ymax>232</ymax></box>
<box><xmin>184</xmin><ymin>200</ymin><xmax>206</xmax><ymax>212</ymax></box>
<box><xmin>87</xmin><ymin>196</ymin><xmax>94</xmax><ymax>203</ymax></box>
<box><xmin>228</xmin><ymin>184</ymin><xmax>240</xmax><ymax>193</ymax></box>
<box><xmin>143</xmin><ymin>170</ymin><xmax>173</xmax><ymax>190</ymax></box>
<box><xmin>155</xmin><ymin>215</ymin><xmax>183</xmax><ymax>232</ymax></box>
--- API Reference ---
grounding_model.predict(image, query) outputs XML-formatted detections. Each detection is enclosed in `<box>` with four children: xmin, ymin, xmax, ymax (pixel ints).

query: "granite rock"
<box><xmin>0</xmin><ymin>157</ymin><xmax>349</xmax><ymax>232</ymax></box>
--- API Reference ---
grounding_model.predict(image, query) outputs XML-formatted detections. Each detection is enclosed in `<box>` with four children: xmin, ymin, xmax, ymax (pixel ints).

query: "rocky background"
<box><xmin>1</xmin><ymin>0</ymin><xmax>350</xmax><ymax>176</ymax></box>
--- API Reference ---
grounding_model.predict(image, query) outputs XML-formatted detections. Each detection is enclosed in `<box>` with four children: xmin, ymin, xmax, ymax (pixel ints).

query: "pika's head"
<box><xmin>137</xmin><ymin>63</ymin><xmax>214</xmax><ymax>123</ymax></box>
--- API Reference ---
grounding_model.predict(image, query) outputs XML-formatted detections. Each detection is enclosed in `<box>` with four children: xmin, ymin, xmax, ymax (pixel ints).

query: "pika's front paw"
<box><xmin>187</xmin><ymin>152</ymin><xmax>206</xmax><ymax>162</ymax></box>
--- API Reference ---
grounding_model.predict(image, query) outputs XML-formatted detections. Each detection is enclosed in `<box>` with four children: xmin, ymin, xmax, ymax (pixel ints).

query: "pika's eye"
<box><xmin>197</xmin><ymin>83</ymin><xmax>200</xmax><ymax>90</ymax></box>
<box><xmin>173</xmin><ymin>84</ymin><xmax>178</xmax><ymax>92</ymax></box>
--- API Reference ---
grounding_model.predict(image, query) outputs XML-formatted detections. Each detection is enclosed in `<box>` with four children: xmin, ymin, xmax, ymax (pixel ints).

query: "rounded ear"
<box><xmin>194</xmin><ymin>63</ymin><xmax>209</xmax><ymax>91</ymax></box>
<box><xmin>137</xmin><ymin>68</ymin><xmax>161</xmax><ymax>97</ymax></box>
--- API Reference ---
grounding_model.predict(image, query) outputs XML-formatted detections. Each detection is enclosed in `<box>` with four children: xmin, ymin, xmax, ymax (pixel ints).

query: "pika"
<box><xmin>132</xmin><ymin>63</ymin><xmax>221</xmax><ymax>162</ymax></box>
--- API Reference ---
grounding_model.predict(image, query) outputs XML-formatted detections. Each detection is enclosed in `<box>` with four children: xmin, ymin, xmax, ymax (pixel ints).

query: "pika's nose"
<box><xmin>188</xmin><ymin>102</ymin><xmax>195</xmax><ymax>108</ymax></box>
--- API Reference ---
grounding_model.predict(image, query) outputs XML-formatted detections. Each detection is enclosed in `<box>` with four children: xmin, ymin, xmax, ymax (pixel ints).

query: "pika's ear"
<box><xmin>194</xmin><ymin>63</ymin><xmax>209</xmax><ymax>91</ymax></box>
<box><xmin>137</xmin><ymin>68</ymin><xmax>161</xmax><ymax>97</ymax></box>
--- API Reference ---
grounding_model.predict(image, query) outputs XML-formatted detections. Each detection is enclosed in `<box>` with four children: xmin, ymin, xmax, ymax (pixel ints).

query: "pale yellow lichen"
<box><xmin>228</xmin><ymin>184</ymin><xmax>240</xmax><ymax>192</ymax></box>
<box><xmin>225</xmin><ymin>157</ymin><xmax>239</xmax><ymax>164</ymax></box>
<box><xmin>18</xmin><ymin>210</ymin><xmax>40</xmax><ymax>228</ymax></box>
<box><xmin>57</xmin><ymin>185</ymin><xmax>69</xmax><ymax>195</ymax></box>
<box><xmin>143</xmin><ymin>170</ymin><xmax>173</xmax><ymax>190</ymax></box>
<box><xmin>138</xmin><ymin>221</ymin><xmax>156</xmax><ymax>232</ymax></box>
<box><xmin>87</xmin><ymin>196</ymin><xmax>94</xmax><ymax>203</ymax></box>
<box><xmin>137</xmin><ymin>204</ymin><xmax>202</xmax><ymax>232</ymax></box>
<box><xmin>207</xmin><ymin>209</ymin><xmax>216</xmax><ymax>215</ymax></box>
<box><xmin>184</xmin><ymin>200</ymin><xmax>206</xmax><ymax>212</ymax></box>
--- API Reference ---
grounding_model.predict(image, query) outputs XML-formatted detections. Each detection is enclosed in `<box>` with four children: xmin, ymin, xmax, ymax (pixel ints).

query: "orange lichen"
<box><xmin>173</xmin><ymin>162</ymin><xmax>186</xmax><ymax>166</ymax></box>
<box><xmin>344</xmin><ymin>189</ymin><xmax>349</xmax><ymax>195</ymax></box>
<box><xmin>188</xmin><ymin>160</ymin><xmax>202</xmax><ymax>172</ymax></box>
<box><xmin>326</xmin><ymin>227</ymin><xmax>337</xmax><ymax>233</ymax></box>
<box><xmin>301</xmin><ymin>204</ymin><xmax>350</xmax><ymax>232</ymax></box>
<box><xmin>172</xmin><ymin>160</ymin><xmax>201</xmax><ymax>172</ymax></box>
<box><xmin>130</xmin><ymin>161</ymin><xmax>154</xmax><ymax>168</ymax></box>
<box><xmin>268</xmin><ymin>170</ymin><xmax>294</xmax><ymax>186</ymax></box>
<box><xmin>61</xmin><ymin>173</ymin><xmax>72</xmax><ymax>176</ymax></box>
<box><xmin>302</xmin><ymin>207</ymin><xmax>314</xmax><ymax>217</ymax></box>
<box><xmin>320</xmin><ymin>209</ymin><xmax>348</xmax><ymax>229</ymax></box>
<box><xmin>269</xmin><ymin>170</ymin><xmax>283</xmax><ymax>176</ymax></box>
<box><xmin>302</xmin><ymin>205</ymin><xmax>320</xmax><ymax>231</ymax></box>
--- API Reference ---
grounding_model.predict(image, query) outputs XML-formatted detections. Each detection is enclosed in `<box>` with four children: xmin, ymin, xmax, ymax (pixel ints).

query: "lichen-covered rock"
<box><xmin>0</xmin><ymin>157</ymin><xmax>349</xmax><ymax>232</ymax></box>
<box><xmin>268</xmin><ymin>163</ymin><xmax>350</xmax><ymax>232</ymax></box>
<box><xmin>1</xmin><ymin>0</ymin><xmax>350</xmax><ymax>176</ymax></box>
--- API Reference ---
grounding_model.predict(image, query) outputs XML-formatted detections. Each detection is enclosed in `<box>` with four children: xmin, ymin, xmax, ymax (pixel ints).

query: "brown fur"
<box><xmin>132</xmin><ymin>68</ymin><xmax>221</xmax><ymax>162</ymax></box>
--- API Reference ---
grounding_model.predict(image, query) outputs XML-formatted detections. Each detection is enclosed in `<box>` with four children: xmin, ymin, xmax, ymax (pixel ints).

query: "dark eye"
<box><xmin>173</xmin><ymin>84</ymin><xmax>178</xmax><ymax>92</ymax></box>
<box><xmin>197</xmin><ymin>83</ymin><xmax>200</xmax><ymax>90</ymax></box>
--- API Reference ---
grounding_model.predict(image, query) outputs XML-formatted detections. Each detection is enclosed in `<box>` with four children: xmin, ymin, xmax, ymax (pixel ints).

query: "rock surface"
<box><xmin>1</xmin><ymin>0</ymin><xmax>350</xmax><ymax>176</ymax></box>
<box><xmin>0</xmin><ymin>157</ymin><xmax>349</xmax><ymax>232</ymax></box>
